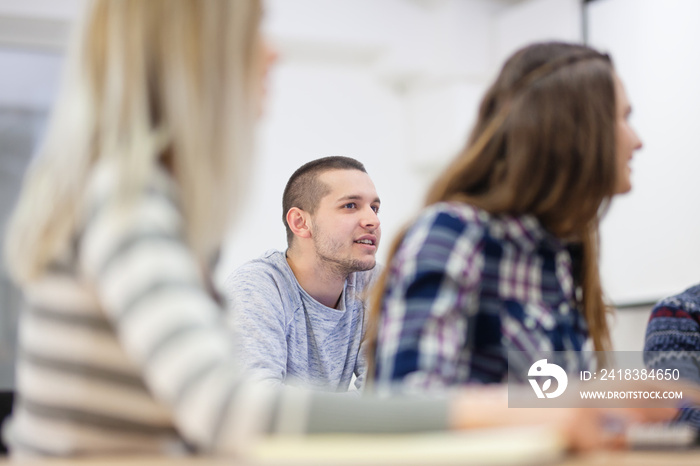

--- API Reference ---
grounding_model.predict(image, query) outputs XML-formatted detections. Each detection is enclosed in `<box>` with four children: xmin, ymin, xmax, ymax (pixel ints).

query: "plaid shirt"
<box><xmin>374</xmin><ymin>202</ymin><xmax>592</xmax><ymax>392</ymax></box>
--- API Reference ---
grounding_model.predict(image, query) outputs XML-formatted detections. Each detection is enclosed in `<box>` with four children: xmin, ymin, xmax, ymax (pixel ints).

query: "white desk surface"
<box><xmin>1</xmin><ymin>450</ymin><xmax>699</xmax><ymax>466</ymax></box>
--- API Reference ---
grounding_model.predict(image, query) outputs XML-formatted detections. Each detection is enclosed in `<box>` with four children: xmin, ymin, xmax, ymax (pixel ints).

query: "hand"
<box><xmin>448</xmin><ymin>386</ymin><xmax>678</xmax><ymax>452</ymax></box>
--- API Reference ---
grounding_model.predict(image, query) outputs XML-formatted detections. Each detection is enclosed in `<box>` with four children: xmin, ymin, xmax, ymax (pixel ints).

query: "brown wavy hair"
<box><xmin>367</xmin><ymin>42</ymin><xmax>618</xmax><ymax>377</ymax></box>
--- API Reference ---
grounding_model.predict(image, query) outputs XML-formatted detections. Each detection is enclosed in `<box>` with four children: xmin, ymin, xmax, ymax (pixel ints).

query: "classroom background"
<box><xmin>1</xmin><ymin>0</ymin><xmax>699</xmax><ymax>393</ymax></box>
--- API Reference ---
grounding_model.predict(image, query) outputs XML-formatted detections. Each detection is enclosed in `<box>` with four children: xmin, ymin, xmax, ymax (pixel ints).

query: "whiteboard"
<box><xmin>587</xmin><ymin>0</ymin><xmax>700</xmax><ymax>305</ymax></box>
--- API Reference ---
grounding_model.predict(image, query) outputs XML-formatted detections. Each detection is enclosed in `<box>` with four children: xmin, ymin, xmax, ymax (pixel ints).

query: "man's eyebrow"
<box><xmin>335</xmin><ymin>195</ymin><xmax>381</xmax><ymax>204</ymax></box>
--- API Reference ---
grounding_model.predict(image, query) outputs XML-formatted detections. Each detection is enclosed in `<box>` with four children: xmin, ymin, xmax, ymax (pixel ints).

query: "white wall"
<box><xmin>588</xmin><ymin>0</ymin><xmax>700</xmax><ymax>306</ymax></box>
<box><xmin>6</xmin><ymin>0</ymin><xmax>680</xmax><ymax>353</ymax></box>
<box><xmin>608</xmin><ymin>306</ymin><xmax>652</xmax><ymax>351</ymax></box>
<box><xmin>0</xmin><ymin>0</ymin><xmax>587</xmax><ymax>285</ymax></box>
<box><xmin>217</xmin><ymin>0</ymin><xmax>585</xmax><ymax>282</ymax></box>
<box><xmin>0</xmin><ymin>0</ymin><xmax>82</xmax><ymax>18</ymax></box>
<box><xmin>218</xmin><ymin>0</ymin><xmax>521</xmax><ymax>280</ymax></box>
<box><xmin>495</xmin><ymin>0</ymin><xmax>582</xmax><ymax>64</ymax></box>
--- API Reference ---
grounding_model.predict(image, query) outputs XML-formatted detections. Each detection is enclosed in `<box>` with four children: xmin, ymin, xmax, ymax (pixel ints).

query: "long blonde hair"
<box><xmin>368</xmin><ymin>42</ymin><xmax>617</xmax><ymax>373</ymax></box>
<box><xmin>5</xmin><ymin>0</ymin><xmax>262</xmax><ymax>283</ymax></box>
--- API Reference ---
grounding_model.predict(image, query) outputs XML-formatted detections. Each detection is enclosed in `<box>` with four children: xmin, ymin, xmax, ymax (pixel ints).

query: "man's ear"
<box><xmin>286</xmin><ymin>207</ymin><xmax>312</xmax><ymax>239</ymax></box>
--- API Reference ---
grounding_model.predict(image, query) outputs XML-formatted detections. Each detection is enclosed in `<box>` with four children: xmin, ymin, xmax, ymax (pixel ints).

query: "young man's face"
<box><xmin>309</xmin><ymin>169</ymin><xmax>381</xmax><ymax>275</ymax></box>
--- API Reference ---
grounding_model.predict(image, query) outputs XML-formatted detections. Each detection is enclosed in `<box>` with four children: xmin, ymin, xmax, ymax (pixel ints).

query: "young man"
<box><xmin>223</xmin><ymin>156</ymin><xmax>381</xmax><ymax>391</ymax></box>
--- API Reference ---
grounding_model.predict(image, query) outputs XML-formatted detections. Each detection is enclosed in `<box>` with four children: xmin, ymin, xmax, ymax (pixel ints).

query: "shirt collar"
<box><xmin>454</xmin><ymin>203</ymin><xmax>566</xmax><ymax>252</ymax></box>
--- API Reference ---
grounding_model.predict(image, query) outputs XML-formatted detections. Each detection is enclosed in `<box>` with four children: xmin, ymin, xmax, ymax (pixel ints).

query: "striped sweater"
<box><xmin>7</xmin><ymin>162</ymin><xmax>447</xmax><ymax>457</ymax></box>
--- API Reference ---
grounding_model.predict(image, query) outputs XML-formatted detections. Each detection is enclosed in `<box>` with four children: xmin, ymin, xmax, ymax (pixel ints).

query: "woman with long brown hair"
<box><xmin>372</xmin><ymin>41</ymin><xmax>643</xmax><ymax>392</ymax></box>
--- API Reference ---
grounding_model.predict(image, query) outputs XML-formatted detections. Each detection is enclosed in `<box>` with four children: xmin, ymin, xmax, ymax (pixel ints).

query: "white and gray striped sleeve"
<box><xmin>78</xmin><ymin>183</ymin><xmax>449</xmax><ymax>453</ymax></box>
<box><xmin>78</xmin><ymin>185</ymin><xmax>303</xmax><ymax>453</ymax></box>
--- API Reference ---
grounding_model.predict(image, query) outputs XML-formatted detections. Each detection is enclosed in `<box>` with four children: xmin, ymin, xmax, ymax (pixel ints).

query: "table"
<box><xmin>1</xmin><ymin>450</ymin><xmax>699</xmax><ymax>466</ymax></box>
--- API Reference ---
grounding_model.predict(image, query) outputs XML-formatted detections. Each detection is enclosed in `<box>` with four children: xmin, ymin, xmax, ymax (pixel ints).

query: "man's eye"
<box><xmin>371</xmin><ymin>205</ymin><xmax>380</xmax><ymax>213</ymax></box>
<box><xmin>343</xmin><ymin>203</ymin><xmax>357</xmax><ymax>209</ymax></box>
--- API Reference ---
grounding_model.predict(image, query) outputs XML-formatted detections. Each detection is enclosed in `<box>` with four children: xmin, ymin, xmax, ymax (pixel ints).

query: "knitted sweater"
<box><xmin>644</xmin><ymin>284</ymin><xmax>700</xmax><ymax>429</ymax></box>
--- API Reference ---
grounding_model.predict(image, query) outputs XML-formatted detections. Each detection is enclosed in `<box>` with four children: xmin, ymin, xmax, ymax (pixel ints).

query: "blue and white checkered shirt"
<box><xmin>374</xmin><ymin>202</ymin><xmax>592</xmax><ymax>393</ymax></box>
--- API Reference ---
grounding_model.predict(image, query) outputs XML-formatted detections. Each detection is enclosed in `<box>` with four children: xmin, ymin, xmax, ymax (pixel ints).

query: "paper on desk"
<box><xmin>246</xmin><ymin>425</ymin><xmax>566</xmax><ymax>466</ymax></box>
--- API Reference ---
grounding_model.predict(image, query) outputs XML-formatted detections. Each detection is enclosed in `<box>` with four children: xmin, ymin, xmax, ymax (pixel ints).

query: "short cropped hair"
<box><xmin>282</xmin><ymin>156</ymin><xmax>367</xmax><ymax>245</ymax></box>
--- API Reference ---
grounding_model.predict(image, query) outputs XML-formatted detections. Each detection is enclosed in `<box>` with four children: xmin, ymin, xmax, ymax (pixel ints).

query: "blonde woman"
<box><xmin>372</xmin><ymin>42</ymin><xmax>642</xmax><ymax>390</ymax></box>
<box><xmin>3</xmin><ymin>1</ymin><xmax>674</xmax><ymax>457</ymax></box>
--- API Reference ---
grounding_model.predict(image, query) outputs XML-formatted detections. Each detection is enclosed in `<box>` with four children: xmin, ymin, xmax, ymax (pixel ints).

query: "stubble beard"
<box><xmin>313</xmin><ymin>236</ymin><xmax>376</xmax><ymax>277</ymax></box>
